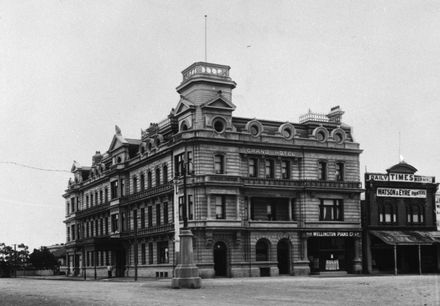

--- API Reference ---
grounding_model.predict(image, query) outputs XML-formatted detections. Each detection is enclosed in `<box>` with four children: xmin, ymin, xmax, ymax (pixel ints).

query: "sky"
<box><xmin>1</xmin><ymin>1</ymin><xmax>440</xmax><ymax>250</ymax></box>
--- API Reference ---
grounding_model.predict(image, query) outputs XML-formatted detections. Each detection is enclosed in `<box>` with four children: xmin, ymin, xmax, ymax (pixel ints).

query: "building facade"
<box><xmin>363</xmin><ymin>162</ymin><xmax>440</xmax><ymax>274</ymax></box>
<box><xmin>63</xmin><ymin>62</ymin><xmax>363</xmax><ymax>278</ymax></box>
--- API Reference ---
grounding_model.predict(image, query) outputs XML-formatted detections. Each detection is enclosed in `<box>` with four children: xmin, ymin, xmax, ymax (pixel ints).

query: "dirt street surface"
<box><xmin>0</xmin><ymin>275</ymin><xmax>439</xmax><ymax>306</ymax></box>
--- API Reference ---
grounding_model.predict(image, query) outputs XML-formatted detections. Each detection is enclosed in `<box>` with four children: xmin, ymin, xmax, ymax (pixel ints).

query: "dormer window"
<box><xmin>212</xmin><ymin>117</ymin><xmax>226</xmax><ymax>133</ymax></box>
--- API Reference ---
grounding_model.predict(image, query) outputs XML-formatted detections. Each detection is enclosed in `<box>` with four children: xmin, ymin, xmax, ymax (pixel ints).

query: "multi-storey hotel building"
<box><xmin>63</xmin><ymin>62</ymin><xmax>363</xmax><ymax>278</ymax></box>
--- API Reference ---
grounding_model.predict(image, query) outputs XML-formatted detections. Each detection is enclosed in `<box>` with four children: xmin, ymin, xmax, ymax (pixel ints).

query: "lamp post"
<box><xmin>171</xmin><ymin>151</ymin><xmax>201</xmax><ymax>289</ymax></box>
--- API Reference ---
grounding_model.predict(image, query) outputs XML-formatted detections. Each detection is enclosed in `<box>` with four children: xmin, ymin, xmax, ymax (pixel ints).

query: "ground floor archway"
<box><xmin>214</xmin><ymin>241</ymin><xmax>228</xmax><ymax>277</ymax></box>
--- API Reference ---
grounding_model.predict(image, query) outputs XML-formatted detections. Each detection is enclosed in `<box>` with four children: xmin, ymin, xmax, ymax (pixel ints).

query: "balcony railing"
<box><xmin>120</xmin><ymin>223</ymin><xmax>174</xmax><ymax>237</ymax></box>
<box><xmin>182</xmin><ymin>62</ymin><xmax>230</xmax><ymax>82</ymax></box>
<box><xmin>121</xmin><ymin>182</ymin><xmax>173</xmax><ymax>205</ymax></box>
<box><xmin>76</xmin><ymin>202</ymin><xmax>110</xmax><ymax>219</ymax></box>
<box><xmin>242</xmin><ymin>177</ymin><xmax>362</xmax><ymax>190</ymax></box>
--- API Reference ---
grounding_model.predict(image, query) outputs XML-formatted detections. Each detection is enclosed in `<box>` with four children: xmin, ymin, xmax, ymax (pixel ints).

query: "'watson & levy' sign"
<box><xmin>367</xmin><ymin>173</ymin><xmax>434</xmax><ymax>183</ymax></box>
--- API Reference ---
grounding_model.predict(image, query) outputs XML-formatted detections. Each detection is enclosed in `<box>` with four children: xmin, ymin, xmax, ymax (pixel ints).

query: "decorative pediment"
<box><xmin>108</xmin><ymin>134</ymin><xmax>128</xmax><ymax>152</ymax></box>
<box><xmin>201</xmin><ymin>95</ymin><xmax>236</xmax><ymax>111</ymax></box>
<box><xmin>386</xmin><ymin>161</ymin><xmax>418</xmax><ymax>174</ymax></box>
<box><xmin>175</xmin><ymin>96</ymin><xmax>195</xmax><ymax>115</ymax></box>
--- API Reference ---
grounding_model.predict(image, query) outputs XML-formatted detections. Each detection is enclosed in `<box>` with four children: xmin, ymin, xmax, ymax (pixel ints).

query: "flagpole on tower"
<box><xmin>204</xmin><ymin>15</ymin><xmax>208</xmax><ymax>62</ymax></box>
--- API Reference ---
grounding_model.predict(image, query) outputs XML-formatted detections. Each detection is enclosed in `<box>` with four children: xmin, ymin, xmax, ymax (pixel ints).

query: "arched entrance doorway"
<box><xmin>214</xmin><ymin>241</ymin><xmax>227</xmax><ymax>277</ymax></box>
<box><xmin>277</xmin><ymin>239</ymin><xmax>290</xmax><ymax>275</ymax></box>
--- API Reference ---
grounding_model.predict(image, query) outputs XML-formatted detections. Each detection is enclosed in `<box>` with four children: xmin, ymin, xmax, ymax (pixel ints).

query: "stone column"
<box><xmin>171</xmin><ymin>229</ymin><xmax>201</xmax><ymax>289</ymax></box>
<box><xmin>352</xmin><ymin>237</ymin><xmax>362</xmax><ymax>273</ymax></box>
<box><xmin>288</xmin><ymin>198</ymin><xmax>292</xmax><ymax>221</ymax></box>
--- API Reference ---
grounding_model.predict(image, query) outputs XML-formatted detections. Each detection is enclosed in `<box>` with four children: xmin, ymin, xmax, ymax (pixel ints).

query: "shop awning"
<box><xmin>370</xmin><ymin>230</ymin><xmax>440</xmax><ymax>245</ymax></box>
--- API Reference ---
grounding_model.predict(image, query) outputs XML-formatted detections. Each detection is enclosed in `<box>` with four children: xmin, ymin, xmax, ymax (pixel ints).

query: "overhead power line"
<box><xmin>0</xmin><ymin>161</ymin><xmax>70</xmax><ymax>173</ymax></box>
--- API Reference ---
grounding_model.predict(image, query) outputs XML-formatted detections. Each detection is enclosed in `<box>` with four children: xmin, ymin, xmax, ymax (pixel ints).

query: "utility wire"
<box><xmin>0</xmin><ymin>161</ymin><xmax>70</xmax><ymax>173</ymax></box>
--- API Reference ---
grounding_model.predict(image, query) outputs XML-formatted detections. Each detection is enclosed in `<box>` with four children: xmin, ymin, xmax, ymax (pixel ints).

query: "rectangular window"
<box><xmin>407</xmin><ymin>204</ymin><xmax>424</xmax><ymax>225</ymax></box>
<box><xmin>148</xmin><ymin>243</ymin><xmax>153</xmax><ymax>264</ymax></box>
<box><xmin>104</xmin><ymin>188</ymin><xmax>108</xmax><ymax>202</ymax></box>
<box><xmin>156</xmin><ymin>204</ymin><xmax>161</xmax><ymax>226</ymax></box>
<box><xmin>214</xmin><ymin>155</ymin><xmax>224</xmax><ymax>174</ymax></box>
<box><xmin>111</xmin><ymin>214</ymin><xmax>119</xmax><ymax>232</ymax></box>
<box><xmin>318</xmin><ymin>161</ymin><xmax>327</xmax><ymax>180</ymax></box>
<box><xmin>319</xmin><ymin>199</ymin><xmax>343</xmax><ymax>221</ymax></box>
<box><xmin>248</xmin><ymin>158</ymin><xmax>258</xmax><ymax>177</ymax></box>
<box><xmin>111</xmin><ymin>181</ymin><xmax>118</xmax><ymax>199</ymax></box>
<box><xmin>140</xmin><ymin>174</ymin><xmax>145</xmax><ymax>191</ymax></box>
<box><xmin>147</xmin><ymin>171</ymin><xmax>152</xmax><ymax>188</ymax></box>
<box><xmin>105</xmin><ymin>217</ymin><xmax>109</xmax><ymax>234</ymax></box>
<box><xmin>163</xmin><ymin>165</ymin><xmax>168</xmax><ymax>183</ymax></box>
<box><xmin>71</xmin><ymin>224</ymin><xmax>76</xmax><ymax>240</ymax></box>
<box><xmin>215</xmin><ymin>196</ymin><xmax>226</xmax><ymax>219</ymax></box>
<box><xmin>86</xmin><ymin>195</ymin><xmax>89</xmax><ymax>208</ymax></box>
<box><xmin>120</xmin><ymin>179</ymin><xmax>125</xmax><ymax>197</ymax></box>
<box><xmin>188</xmin><ymin>195</ymin><xmax>193</xmax><ymax>220</ymax></box>
<box><xmin>67</xmin><ymin>227</ymin><xmax>70</xmax><ymax>242</ymax></box>
<box><xmin>267</xmin><ymin>204</ymin><xmax>276</xmax><ymax>220</ymax></box>
<box><xmin>163</xmin><ymin>203</ymin><xmax>168</xmax><ymax>224</ymax></box>
<box><xmin>265</xmin><ymin>159</ymin><xmax>274</xmax><ymax>178</ymax></box>
<box><xmin>187</xmin><ymin>151</ymin><xmax>193</xmax><ymax>174</ymax></box>
<box><xmin>281</xmin><ymin>160</ymin><xmax>290</xmax><ymax>179</ymax></box>
<box><xmin>179</xmin><ymin>196</ymin><xmax>184</xmax><ymax>221</ymax></box>
<box><xmin>99</xmin><ymin>219</ymin><xmax>103</xmax><ymax>236</ymax></box>
<box><xmin>379</xmin><ymin>203</ymin><xmax>397</xmax><ymax>224</ymax></box>
<box><xmin>133</xmin><ymin>176</ymin><xmax>138</xmax><ymax>193</ymax></box>
<box><xmin>90</xmin><ymin>194</ymin><xmax>94</xmax><ymax>206</ymax></box>
<box><xmin>157</xmin><ymin>241</ymin><xmax>169</xmax><ymax>264</ymax></box>
<box><xmin>100</xmin><ymin>190</ymin><xmax>103</xmax><ymax>203</ymax></box>
<box><xmin>133</xmin><ymin>209</ymin><xmax>138</xmax><ymax>231</ymax></box>
<box><xmin>156</xmin><ymin>168</ymin><xmax>161</xmax><ymax>186</ymax></box>
<box><xmin>175</xmin><ymin>153</ymin><xmax>185</xmax><ymax>177</ymax></box>
<box><xmin>141</xmin><ymin>243</ymin><xmax>146</xmax><ymax>265</ymax></box>
<box><xmin>141</xmin><ymin>208</ymin><xmax>145</xmax><ymax>229</ymax></box>
<box><xmin>336</xmin><ymin>162</ymin><xmax>344</xmax><ymax>181</ymax></box>
<box><xmin>148</xmin><ymin>206</ymin><xmax>153</xmax><ymax>227</ymax></box>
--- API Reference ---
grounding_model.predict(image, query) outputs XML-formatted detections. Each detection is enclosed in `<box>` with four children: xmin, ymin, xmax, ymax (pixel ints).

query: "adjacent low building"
<box><xmin>363</xmin><ymin>162</ymin><xmax>440</xmax><ymax>274</ymax></box>
<box><xmin>63</xmin><ymin>61</ymin><xmax>363</xmax><ymax>278</ymax></box>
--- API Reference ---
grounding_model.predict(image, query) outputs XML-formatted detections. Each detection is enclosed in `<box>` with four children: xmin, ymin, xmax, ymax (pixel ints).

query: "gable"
<box><xmin>108</xmin><ymin>134</ymin><xmax>127</xmax><ymax>152</ymax></box>
<box><xmin>201</xmin><ymin>96</ymin><xmax>236</xmax><ymax>111</ymax></box>
<box><xmin>386</xmin><ymin>162</ymin><xmax>418</xmax><ymax>174</ymax></box>
<box><xmin>175</xmin><ymin>97</ymin><xmax>195</xmax><ymax>115</ymax></box>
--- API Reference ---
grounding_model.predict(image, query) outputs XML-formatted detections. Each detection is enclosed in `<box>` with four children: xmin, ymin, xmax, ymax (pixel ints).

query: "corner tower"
<box><xmin>174</xmin><ymin>62</ymin><xmax>237</xmax><ymax>131</ymax></box>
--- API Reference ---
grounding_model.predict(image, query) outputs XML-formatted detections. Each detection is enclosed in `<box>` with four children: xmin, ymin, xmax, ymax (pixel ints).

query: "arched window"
<box><xmin>407</xmin><ymin>204</ymin><xmax>424</xmax><ymax>224</ymax></box>
<box><xmin>256</xmin><ymin>239</ymin><xmax>270</xmax><ymax>261</ymax></box>
<box><xmin>379</xmin><ymin>202</ymin><xmax>396</xmax><ymax>224</ymax></box>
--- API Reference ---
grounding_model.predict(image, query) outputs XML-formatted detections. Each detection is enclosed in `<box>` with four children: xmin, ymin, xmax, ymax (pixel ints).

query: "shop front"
<box><xmin>306</xmin><ymin>231</ymin><xmax>361</xmax><ymax>274</ymax></box>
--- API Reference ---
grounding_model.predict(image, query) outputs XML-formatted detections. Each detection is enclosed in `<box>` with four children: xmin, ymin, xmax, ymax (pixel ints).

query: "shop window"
<box><xmin>215</xmin><ymin>196</ymin><xmax>226</xmax><ymax>219</ymax></box>
<box><xmin>248</xmin><ymin>158</ymin><xmax>258</xmax><ymax>177</ymax></box>
<box><xmin>157</xmin><ymin>241</ymin><xmax>169</xmax><ymax>264</ymax></box>
<box><xmin>214</xmin><ymin>154</ymin><xmax>224</xmax><ymax>174</ymax></box>
<box><xmin>156</xmin><ymin>168</ymin><xmax>161</xmax><ymax>186</ymax></box>
<box><xmin>318</xmin><ymin>161</ymin><xmax>327</xmax><ymax>180</ymax></box>
<box><xmin>140</xmin><ymin>173</ymin><xmax>145</xmax><ymax>191</ymax></box>
<box><xmin>256</xmin><ymin>239</ymin><xmax>269</xmax><ymax>261</ymax></box>
<box><xmin>379</xmin><ymin>203</ymin><xmax>397</xmax><ymax>224</ymax></box>
<box><xmin>132</xmin><ymin>176</ymin><xmax>138</xmax><ymax>193</ymax></box>
<box><xmin>320</xmin><ymin>199</ymin><xmax>343</xmax><ymax>221</ymax></box>
<box><xmin>407</xmin><ymin>204</ymin><xmax>424</xmax><ymax>225</ymax></box>
<box><xmin>265</xmin><ymin>159</ymin><xmax>274</xmax><ymax>178</ymax></box>
<box><xmin>281</xmin><ymin>160</ymin><xmax>290</xmax><ymax>179</ymax></box>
